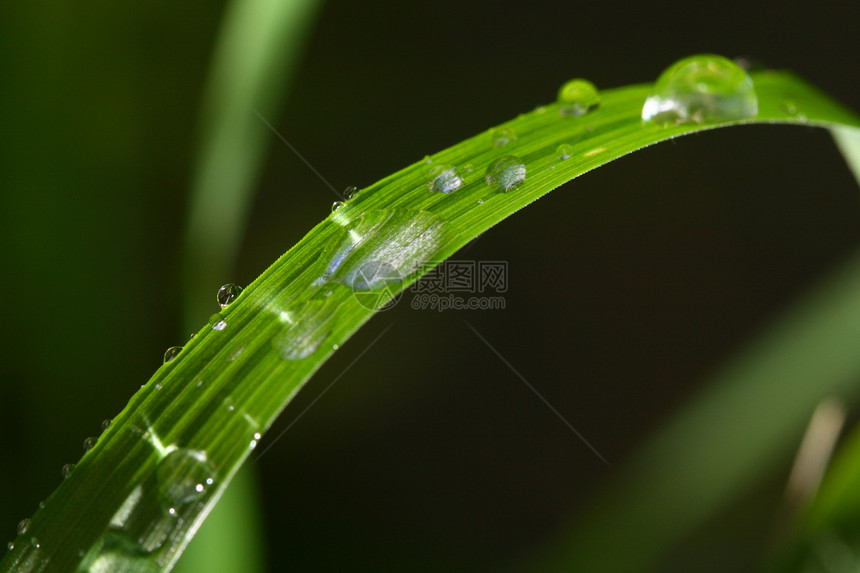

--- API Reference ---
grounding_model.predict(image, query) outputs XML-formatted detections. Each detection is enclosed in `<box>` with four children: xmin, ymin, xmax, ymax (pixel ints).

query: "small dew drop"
<box><xmin>331</xmin><ymin>201</ymin><xmax>344</xmax><ymax>213</ymax></box>
<box><xmin>30</xmin><ymin>537</ymin><xmax>40</xmax><ymax>549</ymax></box>
<box><xmin>557</xmin><ymin>144</ymin><xmax>574</xmax><ymax>160</ymax></box>
<box><xmin>217</xmin><ymin>284</ymin><xmax>243</xmax><ymax>308</ymax></box>
<box><xmin>343</xmin><ymin>186</ymin><xmax>359</xmax><ymax>200</ymax></box>
<box><xmin>484</xmin><ymin>156</ymin><xmax>526</xmax><ymax>192</ymax></box>
<box><xmin>426</xmin><ymin>164</ymin><xmax>464</xmax><ymax>194</ymax></box>
<box><xmin>154</xmin><ymin>383</ymin><xmax>162</xmax><ymax>391</ymax></box>
<box><xmin>101</xmin><ymin>419</ymin><xmax>112</xmax><ymax>432</ymax></box>
<box><xmin>38</xmin><ymin>501</ymin><xmax>45</xmax><ymax>510</ymax></box>
<box><xmin>332</xmin><ymin>343</ymin><xmax>339</xmax><ymax>350</ymax></box>
<box><xmin>17</xmin><ymin>519</ymin><xmax>30</xmax><ymax>535</ymax></box>
<box><xmin>491</xmin><ymin>127</ymin><xmax>517</xmax><ymax>147</ymax></box>
<box><xmin>254</xmin><ymin>432</ymin><xmax>262</xmax><ymax>440</ymax></box>
<box><xmin>781</xmin><ymin>101</ymin><xmax>798</xmax><ymax>115</ymax></box>
<box><xmin>212</xmin><ymin>319</ymin><xmax>227</xmax><ymax>331</ymax></box>
<box><xmin>83</xmin><ymin>437</ymin><xmax>97</xmax><ymax>452</ymax></box>
<box><xmin>641</xmin><ymin>54</ymin><xmax>758</xmax><ymax>125</ymax></box>
<box><xmin>6</xmin><ymin>542</ymin><xmax>13</xmax><ymax>551</ymax></box>
<box><xmin>163</xmin><ymin>346</ymin><xmax>182</xmax><ymax>364</ymax></box>
<box><xmin>557</xmin><ymin>79</ymin><xmax>601</xmax><ymax>117</ymax></box>
<box><xmin>62</xmin><ymin>464</ymin><xmax>75</xmax><ymax>479</ymax></box>
<box><xmin>463</xmin><ymin>163</ymin><xmax>474</xmax><ymax>173</ymax></box>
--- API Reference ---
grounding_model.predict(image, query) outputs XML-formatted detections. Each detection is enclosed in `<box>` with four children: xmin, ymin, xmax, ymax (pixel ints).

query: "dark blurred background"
<box><xmin>1</xmin><ymin>0</ymin><xmax>859</xmax><ymax>571</ymax></box>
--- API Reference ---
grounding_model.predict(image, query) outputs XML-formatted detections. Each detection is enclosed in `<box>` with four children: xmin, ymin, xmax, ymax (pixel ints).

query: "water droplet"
<box><xmin>154</xmin><ymin>383</ymin><xmax>162</xmax><ymax>391</ymax></box>
<box><xmin>30</xmin><ymin>537</ymin><xmax>40</xmax><ymax>549</ymax></box>
<box><xmin>224</xmin><ymin>398</ymin><xmax>235</xmax><ymax>412</ymax></box>
<box><xmin>331</xmin><ymin>201</ymin><xmax>344</xmax><ymax>212</ymax></box>
<box><xmin>557</xmin><ymin>78</ymin><xmax>600</xmax><ymax>117</ymax></box>
<box><xmin>101</xmin><ymin>419</ymin><xmax>112</xmax><ymax>432</ymax></box>
<box><xmin>217</xmin><ymin>283</ymin><xmax>243</xmax><ymax>308</ymax></box>
<box><xmin>83</xmin><ymin>436</ymin><xmax>97</xmax><ymax>452</ymax></box>
<box><xmin>156</xmin><ymin>449</ymin><xmax>215</xmax><ymax>515</ymax></box>
<box><xmin>422</xmin><ymin>155</ymin><xmax>432</xmax><ymax>164</ymax></box>
<box><xmin>315</xmin><ymin>209</ymin><xmax>446</xmax><ymax>295</ymax></box>
<box><xmin>273</xmin><ymin>297</ymin><xmax>339</xmax><ymax>360</ymax></box>
<box><xmin>212</xmin><ymin>319</ymin><xmax>227</xmax><ymax>331</ymax></box>
<box><xmin>332</xmin><ymin>343</ymin><xmax>339</xmax><ymax>350</ymax></box>
<box><xmin>485</xmin><ymin>156</ymin><xmax>526</xmax><ymax>192</ymax></box>
<box><xmin>781</xmin><ymin>102</ymin><xmax>797</xmax><ymax>115</ymax></box>
<box><xmin>491</xmin><ymin>127</ymin><xmax>517</xmax><ymax>147</ymax></box>
<box><xmin>62</xmin><ymin>464</ymin><xmax>75</xmax><ymax>478</ymax></box>
<box><xmin>463</xmin><ymin>163</ymin><xmax>474</xmax><ymax>173</ymax></box>
<box><xmin>17</xmin><ymin>519</ymin><xmax>30</xmax><ymax>535</ymax></box>
<box><xmin>6</xmin><ymin>541</ymin><xmax>13</xmax><ymax>551</ymax></box>
<box><xmin>641</xmin><ymin>54</ymin><xmax>758</xmax><ymax>125</ymax></box>
<box><xmin>38</xmin><ymin>501</ymin><xmax>45</xmax><ymax>510</ymax></box>
<box><xmin>163</xmin><ymin>346</ymin><xmax>182</xmax><ymax>364</ymax></box>
<box><xmin>557</xmin><ymin>144</ymin><xmax>574</xmax><ymax>160</ymax></box>
<box><xmin>426</xmin><ymin>164</ymin><xmax>464</xmax><ymax>194</ymax></box>
<box><xmin>343</xmin><ymin>186</ymin><xmax>359</xmax><ymax>200</ymax></box>
<box><xmin>253</xmin><ymin>432</ymin><xmax>262</xmax><ymax>440</ymax></box>
<box><xmin>189</xmin><ymin>332</ymin><xmax>196</xmax><ymax>339</ymax></box>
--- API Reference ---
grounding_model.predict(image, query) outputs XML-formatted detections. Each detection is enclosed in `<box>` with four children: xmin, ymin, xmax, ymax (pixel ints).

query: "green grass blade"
<box><xmin>2</xmin><ymin>67</ymin><xmax>858</xmax><ymax>573</ymax></box>
<box><xmin>174</xmin><ymin>0</ymin><xmax>323</xmax><ymax>571</ymax></box>
<box><xmin>180</xmin><ymin>0</ymin><xmax>323</xmax><ymax>328</ymax></box>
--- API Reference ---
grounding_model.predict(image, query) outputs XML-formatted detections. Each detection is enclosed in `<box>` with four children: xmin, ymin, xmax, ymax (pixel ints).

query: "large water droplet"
<box><xmin>315</xmin><ymin>209</ymin><xmax>447</xmax><ymax>294</ymax></box>
<box><xmin>641</xmin><ymin>54</ymin><xmax>758</xmax><ymax>125</ymax></box>
<box><xmin>485</xmin><ymin>156</ymin><xmax>526</xmax><ymax>192</ymax></box>
<box><xmin>491</xmin><ymin>127</ymin><xmax>517</xmax><ymax>147</ymax></box>
<box><xmin>163</xmin><ymin>346</ymin><xmax>182</xmax><ymax>364</ymax></box>
<box><xmin>216</xmin><ymin>283</ymin><xmax>243</xmax><ymax>308</ymax></box>
<box><xmin>557</xmin><ymin>79</ymin><xmax>600</xmax><ymax>117</ymax></box>
<box><xmin>426</xmin><ymin>165</ymin><xmax>464</xmax><ymax>194</ymax></box>
<box><xmin>156</xmin><ymin>449</ymin><xmax>215</xmax><ymax>515</ymax></box>
<box><xmin>17</xmin><ymin>519</ymin><xmax>30</xmax><ymax>535</ymax></box>
<box><xmin>211</xmin><ymin>319</ymin><xmax>227</xmax><ymax>331</ymax></box>
<box><xmin>273</xmin><ymin>297</ymin><xmax>339</xmax><ymax>360</ymax></box>
<box><xmin>331</xmin><ymin>201</ymin><xmax>344</xmax><ymax>213</ymax></box>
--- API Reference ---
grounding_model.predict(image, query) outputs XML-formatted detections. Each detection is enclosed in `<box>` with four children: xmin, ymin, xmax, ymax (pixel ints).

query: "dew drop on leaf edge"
<box><xmin>641</xmin><ymin>54</ymin><xmax>758</xmax><ymax>125</ymax></box>
<box><xmin>17</xmin><ymin>519</ymin><xmax>29</xmax><ymax>535</ymax></box>
<box><xmin>163</xmin><ymin>346</ymin><xmax>182</xmax><ymax>364</ymax></box>
<box><xmin>557</xmin><ymin>78</ymin><xmax>601</xmax><ymax>117</ymax></box>
<box><xmin>216</xmin><ymin>283</ymin><xmax>243</xmax><ymax>308</ymax></box>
